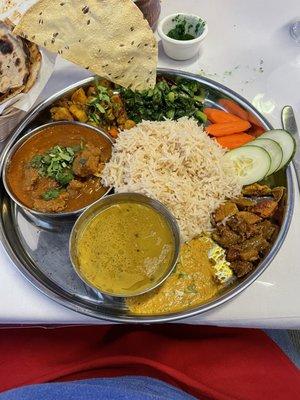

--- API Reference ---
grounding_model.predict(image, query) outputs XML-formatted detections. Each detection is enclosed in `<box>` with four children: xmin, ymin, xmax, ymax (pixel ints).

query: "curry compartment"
<box><xmin>69</xmin><ymin>193</ymin><xmax>181</xmax><ymax>298</ymax></box>
<box><xmin>3</xmin><ymin>121</ymin><xmax>114</xmax><ymax>219</ymax></box>
<box><xmin>212</xmin><ymin>183</ymin><xmax>286</xmax><ymax>279</ymax></box>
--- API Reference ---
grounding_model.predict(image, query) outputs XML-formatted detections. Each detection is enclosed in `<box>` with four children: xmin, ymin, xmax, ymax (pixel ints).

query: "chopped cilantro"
<box><xmin>30</xmin><ymin>144</ymin><xmax>82</xmax><ymax>187</ymax></box>
<box><xmin>195</xmin><ymin>19</ymin><xmax>206</xmax><ymax>35</ymax></box>
<box><xmin>42</xmin><ymin>188</ymin><xmax>61</xmax><ymax>201</ymax></box>
<box><xmin>87</xmin><ymin>83</ymin><xmax>122</xmax><ymax>126</ymax></box>
<box><xmin>55</xmin><ymin>169</ymin><xmax>74</xmax><ymax>186</ymax></box>
<box><xmin>168</xmin><ymin>19</ymin><xmax>195</xmax><ymax>41</ymax></box>
<box><xmin>167</xmin><ymin>15</ymin><xmax>205</xmax><ymax>41</ymax></box>
<box><xmin>186</xmin><ymin>283</ymin><xmax>198</xmax><ymax>294</ymax></box>
<box><xmin>178</xmin><ymin>272</ymin><xmax>189</xmax><ymax>279</ymax></box>
<box><xmin>30</xmin><ymin>154</ymin><xmax>43</xmax><ymax>169</ymax></box>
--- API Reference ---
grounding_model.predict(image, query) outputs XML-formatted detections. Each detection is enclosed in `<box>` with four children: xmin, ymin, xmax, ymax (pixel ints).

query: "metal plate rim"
<box><xmin>0</xmin><ymin>68</ymin><xmax>295</xmax><ymax>323</ymax></box>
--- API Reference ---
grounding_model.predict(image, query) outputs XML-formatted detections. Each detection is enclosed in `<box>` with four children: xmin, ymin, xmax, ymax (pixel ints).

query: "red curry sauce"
<box><xmin>6</xmin><ymin>124</ymin><xmax>112</xmax><ymax>213</ymax></box>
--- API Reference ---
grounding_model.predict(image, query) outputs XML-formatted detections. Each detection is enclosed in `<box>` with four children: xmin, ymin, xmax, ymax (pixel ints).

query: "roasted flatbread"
<box><xmin>23</xmin><ymin>39</ymin><xmax>41</xmax><ymax>92</ymax></box>
<box><xmin>0</xmin><ymin>21</ymin><xmax>28</xmax><ymax>94</ymax></box>
<box><xmin>14</xmin><ymin>0</ymin><xmax>158</xmax><ymax>90</ymax></box>
<box><xmin>0</xmin><ymin>20</ymin><xmax>41</xmax><ymax>104</ymax></box>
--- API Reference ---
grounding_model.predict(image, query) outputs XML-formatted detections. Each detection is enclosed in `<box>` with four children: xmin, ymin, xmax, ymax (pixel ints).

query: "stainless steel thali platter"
<box><xmin>0</xmin><ymin>69</ymin><xmax>294</xmax><ymax>323</ymax></box>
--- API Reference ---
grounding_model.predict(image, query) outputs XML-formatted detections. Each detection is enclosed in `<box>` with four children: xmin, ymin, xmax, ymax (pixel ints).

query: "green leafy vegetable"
<box><xmin>119</xmin><ymin>77</ymin><xmax>205</xmax><ymax>124</ymax></box>
<box><xmin>185</xmin><ymin>283</ymin><xmax>198</xmax><ymax>294</ymax></box>
<box><xmin>42</xmin><ymin>188</ymin><xmax>61</xmax><ymax>201</ymax></box>
<box><xmin>194</xmin><ymin>110</ymin><xmax>207</xmax><ymax>123</ymax></box>
<box><xmin>30</xmin><ymin>145</ymin><xmax>81</xmax><ymax>187</ymax></box>
<box><xmin>167</xmin><ymin>15</ymin><xmax>206</xmax><ymax>41</ymax></box>
<box><xmin>86</xmin><ymin>81</ymin><xmax>124</xmax><ymax>127</ymax></box>
<box><xmin>178</xmin><ymin>272</ymin><xmax>189</xmax><ymax>279</ymax></box>
<box><xmin>55</xmin><ymin>170</ymin><xmax>74</xmax><ymax>186</ymax></box>
<box><xmin>30</xmin><ymin>155</ymin><xmax>43</xmax><ymax>169</ymax></box>
<box><xmin>195</xmin><ymin>19</ymin><xmax>206</xmax><ymax>35</ymax></box>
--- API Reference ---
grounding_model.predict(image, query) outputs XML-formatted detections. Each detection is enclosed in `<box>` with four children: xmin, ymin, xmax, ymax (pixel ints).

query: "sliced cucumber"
<box><xmin>259</xmin><ymin>129</ymin><xmax>296</xmax><ymax>171</ymax></box>
<box><xmin>244</xmin><ymin>137</ymin><xmax>283</xmax><ymax>176</ymax></box>
<box><xmin>225</xmin><ymin>145</ymin><xmax>271</xmax><ymax>185</ymax></box>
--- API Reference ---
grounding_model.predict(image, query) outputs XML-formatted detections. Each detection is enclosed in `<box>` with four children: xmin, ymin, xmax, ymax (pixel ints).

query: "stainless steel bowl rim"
<box><xmin>2</xmin><ymin>120</ymin><xmax>114</xmax><ymax>219</ymax></box>
<box><xmin>69</xmin><ymin>192</ymin><xmax>181</xmax><ymax>297</ymax></box>
<box><xmin>0</xmin><ymin>68</ymin><xmax>295</xmax><ymax>323</ymax></box>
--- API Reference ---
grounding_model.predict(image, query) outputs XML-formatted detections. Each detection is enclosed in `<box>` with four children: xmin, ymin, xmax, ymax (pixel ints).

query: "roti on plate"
<box><xmin>0</xmin><ymin>19</ymin><xmax>41</xmax><ymax>104</ymax></box>
<box><xmin>14</xmin><ymin>0</ymin><xmax>158</xmax><ymax>90</ymax></box>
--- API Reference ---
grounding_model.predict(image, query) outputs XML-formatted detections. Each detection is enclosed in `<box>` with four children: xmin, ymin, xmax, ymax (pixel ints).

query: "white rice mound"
<box><xmin>101</xmin><ymin>117</ymin><xmax>242</xmax><ymax>242</ymax></box>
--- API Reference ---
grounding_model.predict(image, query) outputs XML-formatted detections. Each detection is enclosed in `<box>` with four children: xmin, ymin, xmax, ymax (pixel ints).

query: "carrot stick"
<box><xmin>217</xmin><ymin>99</ymin><xmax>249</xmax><ymax>120</ymax></box>
<box><xmin>216</xmin><ymin>133</ymin><xmax>253</xmax><ymax>149</ymax></box>
<box><xmin>203</xmin><ymin>108</ymin><xmax>244</xmax><ymax>123</ymax></box>
<box><xmin>205</xmin><ymin>120</ymin><xmax>251</xmax><ymax>137</ymax></box>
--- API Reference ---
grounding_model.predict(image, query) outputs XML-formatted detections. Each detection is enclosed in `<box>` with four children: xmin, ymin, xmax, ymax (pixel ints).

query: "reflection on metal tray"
<box><xmin>0</xmin><ymin>69</ymin><xmax>295</xmax><ymax>323</ymax></box>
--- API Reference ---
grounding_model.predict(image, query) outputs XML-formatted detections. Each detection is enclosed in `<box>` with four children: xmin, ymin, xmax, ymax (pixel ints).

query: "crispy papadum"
<box><xmin>14</xmin><ymin>0</ymin><xmax>157</xmax><ymax>90</ymax></box>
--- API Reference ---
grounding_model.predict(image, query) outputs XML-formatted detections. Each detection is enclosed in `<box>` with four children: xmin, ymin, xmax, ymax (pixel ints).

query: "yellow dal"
<box><xmin>126</xmin><ymin>237</ymin><xmax>221</xmax><ymax>314</ymax></box>
<box><xmin>76</xmin><ymin>202</ymin><xmax>174</xmax><ymax>296</ymax></box>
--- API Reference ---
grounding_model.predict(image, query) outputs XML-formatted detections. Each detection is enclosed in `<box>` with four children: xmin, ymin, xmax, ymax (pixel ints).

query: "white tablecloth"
<box><xmin>0</xmin><ymin>0</ymin><xmax>300</xmax><ymax>328</ymax></box>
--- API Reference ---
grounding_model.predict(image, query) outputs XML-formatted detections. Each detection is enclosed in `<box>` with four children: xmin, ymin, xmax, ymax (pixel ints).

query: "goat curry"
<box><xmin>6</xmin><ymin>124</ymin><xmax>112</xmax><ymax>213</ymax></box>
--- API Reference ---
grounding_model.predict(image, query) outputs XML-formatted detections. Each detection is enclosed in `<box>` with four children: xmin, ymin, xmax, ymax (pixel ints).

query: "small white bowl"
<box><xmin>158</xmin><ymin>13</ymin><xmax>208</xmax><ymax>61</ymax></box>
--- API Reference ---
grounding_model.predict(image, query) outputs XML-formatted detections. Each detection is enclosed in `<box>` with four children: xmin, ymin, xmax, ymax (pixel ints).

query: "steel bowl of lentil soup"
<box><xmin>69</xmin><ymin>193</ymin><xmax>181</xmax><ymax>297</ymax></box>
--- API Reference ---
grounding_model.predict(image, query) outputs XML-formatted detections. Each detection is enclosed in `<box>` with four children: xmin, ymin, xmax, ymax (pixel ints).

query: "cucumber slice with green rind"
<box><xmin>259</xmin><ymin>129</ymin><xmax>296</xmax><ymax>171</ymax></box>
<box><xmin>245</xmin><ymin>137</ymin><xmax>283</xmax><ymax>176</ymax></box>
<box><xmin>225</xmin><ymin>145</ymin><xmax>271</xmax><ymax>185</ymax></box>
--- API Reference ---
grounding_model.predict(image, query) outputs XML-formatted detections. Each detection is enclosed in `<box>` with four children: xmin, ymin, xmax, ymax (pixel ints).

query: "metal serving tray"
<box><xmin>0</xmin><ymin>69</ymin><xmax>294</xmax><ymax>323</ymax></box>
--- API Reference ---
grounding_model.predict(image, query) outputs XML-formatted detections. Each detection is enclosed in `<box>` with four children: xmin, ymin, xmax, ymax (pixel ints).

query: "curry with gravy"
<box><xmin>126</xmin><ymin>236</ymin><xmax>223</xmax><ymax>314</ymax></box>
<box><xmin>75</xmin><ymin>201</ymin><xmax>175</xmax><ymax>296</ymax></box>
<box><xmin>6</xmin><ymin>123</ymin><xmax>112</xmax><ymax>213</ymax></box>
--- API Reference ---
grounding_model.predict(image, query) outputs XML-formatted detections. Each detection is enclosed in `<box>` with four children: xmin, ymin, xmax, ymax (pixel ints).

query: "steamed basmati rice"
<box><xmin>101</xmin><ymin>117</ymin><xmax>242</xmax><ymax>242</ymax></box>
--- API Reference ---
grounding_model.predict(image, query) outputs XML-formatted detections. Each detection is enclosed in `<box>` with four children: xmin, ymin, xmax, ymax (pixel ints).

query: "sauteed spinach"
<box><xmin>119</xmin><ymin>77</ymin><xmax>206</xmax><ymax>124</ymax></box>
